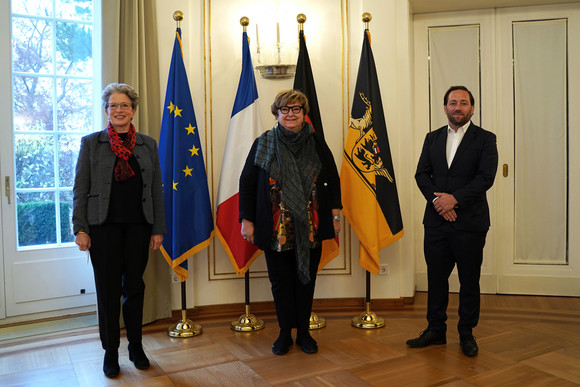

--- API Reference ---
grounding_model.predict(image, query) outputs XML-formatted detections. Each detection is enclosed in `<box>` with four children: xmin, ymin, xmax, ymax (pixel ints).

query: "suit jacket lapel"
<box><xmin>435</xmin><ymin>126</ymin><xmax>449</xmax><ymax>170</ymax></box>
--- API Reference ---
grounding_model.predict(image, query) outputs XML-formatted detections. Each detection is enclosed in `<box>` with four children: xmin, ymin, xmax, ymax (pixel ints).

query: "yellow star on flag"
<box><xmin>182</xmin><ymin>165</ymin><xmax>193</xmax><ymax>177</ymax></box>
<box><xmin>172</xmin><ymin>181</ymin><xmax>179</xmax><ymax>190</ymax></box>
<box><xmin>189</xmin><ymin>145</ymin><xmax>200</xmax><ymax>156</ymax></box>
<box><xmin>185</xmin><ymin>124</ymin><xmax>196</xmax><ymax>135</ymax></box>
<box><xmin>174</xmin><ymin>106</ymin><xmax>182</xmax><ymax>117</ymax></box>
<box><xmin>167</xmin><ymin>101</ymin><xmax>175</xmax><ymax>113</ymax></box>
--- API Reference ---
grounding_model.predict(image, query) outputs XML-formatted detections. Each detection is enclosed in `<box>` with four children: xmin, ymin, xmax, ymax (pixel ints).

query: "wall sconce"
<box><xmin>254</xmin><ymin>21</ymin><xmax>297</xmax><ymax>79</ymax></box>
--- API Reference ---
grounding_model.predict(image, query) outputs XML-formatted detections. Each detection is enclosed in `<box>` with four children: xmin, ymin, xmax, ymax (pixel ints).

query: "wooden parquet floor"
<box><xmin>1</xmin><ymin>292</ymin><xmax>579</xmax><ymax>386</ymax></box>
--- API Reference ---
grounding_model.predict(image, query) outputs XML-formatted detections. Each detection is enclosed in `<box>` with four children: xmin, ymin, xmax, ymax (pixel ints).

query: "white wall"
<box><xmin>2</xmin><ymin>0</ymin><xmax>577</xmax><ymax>323</ymax></box>
<box><xmin>154</xmin><ymin>0</ymin><xmax>417</xmax><ymax>309</ymax></box>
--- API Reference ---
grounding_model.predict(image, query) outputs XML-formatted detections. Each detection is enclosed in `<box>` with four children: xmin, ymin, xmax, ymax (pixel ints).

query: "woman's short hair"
<box><xmin>270</xmin><ymin>89</ymin><xmax>310</xmax><ymax>117</ymax></box>
<box><xmin>101</xmin><ymin>83</ymin><xmax>139</xmax><ymax>110</ymax></box>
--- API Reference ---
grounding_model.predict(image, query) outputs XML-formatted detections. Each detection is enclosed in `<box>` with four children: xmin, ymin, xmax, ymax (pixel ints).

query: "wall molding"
<box><xmin>179</xmin><ymin>296</ymin><xmax>416</xmax><ymax>321</ymax></box>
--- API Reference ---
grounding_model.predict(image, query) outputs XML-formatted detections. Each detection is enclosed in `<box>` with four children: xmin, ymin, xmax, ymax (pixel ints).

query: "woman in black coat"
<box><xmin>239</xmin><ymin>89</ymin><xmax>342</xmax><ymax>355</ymax></box>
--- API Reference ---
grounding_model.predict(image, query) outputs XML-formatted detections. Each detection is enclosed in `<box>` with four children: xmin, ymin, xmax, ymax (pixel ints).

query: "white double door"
<box><xmin>413</xmin><ymin>3</ymin><xmax>580</xmax><ymax>296</ymax></box>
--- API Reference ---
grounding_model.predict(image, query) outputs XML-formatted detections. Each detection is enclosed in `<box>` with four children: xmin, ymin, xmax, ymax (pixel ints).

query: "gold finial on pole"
<box><xmin>297</xmin><ymin>13</ymin><xmax>306</xmax><ymax>32</ymax></box>
<box><xmin>362</xmin><ymin>12</ymin><xmax>372</xmax><ymax>30</ymax></box>
<box><xmin>173</xmin><ymin>10</ymin><xmax>183</xmax><ymax>29</ymax></box>
<box><xmin>240</xmin><ymin>16</ymin><xmax>249</xmax><ymax>32</ymax></box>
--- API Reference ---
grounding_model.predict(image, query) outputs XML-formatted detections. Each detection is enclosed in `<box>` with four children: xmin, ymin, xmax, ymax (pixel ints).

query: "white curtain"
<box><xmin>428</xmin><ymin>25</ymin><xmax>480</xmax><ymax>131</ymax></box>
<box><xmin>513</xmin><ymin>19</ymin><xmax>567</xmax><ymax>264</ymax></box>
<box><xmin>101</xmin><ymin>0</ymin><xmax>172</xmax><ymax>323</ymax></box>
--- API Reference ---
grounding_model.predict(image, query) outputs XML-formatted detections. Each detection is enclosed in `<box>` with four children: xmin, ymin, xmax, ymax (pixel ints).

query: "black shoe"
<box><xmin>272</xmin><ymin>333</ymin><xmax>293</xmax><ymax>355</ymax></box>
<box><xmin>128</xmin><ymin>343</ymin><xmax>150</xmax><ymax>370</ymax></box>
<box><xmin>406</xmin><ymin>330</ymin><xmax>446</xmax><ymax>348</ymax></box>
<box><xmin>103</xmin><ymin>350</ymin><xmax>120</xmax><ymax>378</ymax></box>
<box><xmin>460</xmin><ymin>335</ymin><xmax>478</xmax><ymax>357</ymax></box>
<box><xmin>296</xmin><ymin>333</ymin><xmax>318</xmax><ymax>354</ymax></box>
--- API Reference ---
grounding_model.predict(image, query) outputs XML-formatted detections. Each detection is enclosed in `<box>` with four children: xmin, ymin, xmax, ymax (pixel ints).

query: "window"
<box><xmin>11</xmin><ymin>0</ymin><xmax>98</xmax><ymax>248</ymax></box>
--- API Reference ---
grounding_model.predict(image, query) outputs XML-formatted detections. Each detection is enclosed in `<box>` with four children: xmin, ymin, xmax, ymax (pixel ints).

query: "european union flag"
<box><xmin>159</xmin><ymin>28</ymin><xmax>214</xmax><ymax>281</ymax></box>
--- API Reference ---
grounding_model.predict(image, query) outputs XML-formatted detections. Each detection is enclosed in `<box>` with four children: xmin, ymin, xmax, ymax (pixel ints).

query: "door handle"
<box><xmin>503</xmin><ymin>164</ymin><xmax>508</xmax><ymax>177</ymax></box>
<box><xmin>4</xmin><ymin>176</ymin><xmax>10</xmax><ymax>204</ymax></box>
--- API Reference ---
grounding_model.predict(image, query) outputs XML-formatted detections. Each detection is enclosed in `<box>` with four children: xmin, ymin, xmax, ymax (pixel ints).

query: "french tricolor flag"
<box><xmin>216</xmin><ymin>31</ymin><xmax>263</xmax><ymax>274</ymax></box>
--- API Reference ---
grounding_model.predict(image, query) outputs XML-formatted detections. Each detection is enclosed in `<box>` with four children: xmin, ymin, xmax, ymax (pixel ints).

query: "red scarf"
<box><xmin>108</xmin><ymin>122</ymin><xmax>136</xmax><ymax>182</ymax></box>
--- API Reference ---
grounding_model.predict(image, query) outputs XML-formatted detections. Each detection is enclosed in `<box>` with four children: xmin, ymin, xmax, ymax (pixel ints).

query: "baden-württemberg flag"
<box><xmin>340</xmin><ymin>30</ymin><xmax>404</xmax><ymax>274</ymax></box>
<box><xmin>293</xmin><ymin>29</ymin><xmax>340</xmax><ymax>270</ymax></box>
<box><xmin>216</xmin><ymin>31</ymin><xmax>263</xmax><ymax>275</ymax></box>
<box><xmin>159</xmin><ymin>28</ymin><xmax>214</xmax><ymax>281</ymax></box>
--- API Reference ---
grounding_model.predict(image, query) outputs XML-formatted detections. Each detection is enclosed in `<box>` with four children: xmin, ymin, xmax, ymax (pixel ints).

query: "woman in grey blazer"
<box><xmin>72</xmin><ymin>83</ymin><xmax>165</xmax><ymax>378</ymax></box>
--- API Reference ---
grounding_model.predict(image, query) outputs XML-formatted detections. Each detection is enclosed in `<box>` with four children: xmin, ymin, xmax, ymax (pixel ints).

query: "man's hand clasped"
<box><xmin>433</xmin><ymin>192</ymin><xmax>458</xmax><ymax>222</ymax></box>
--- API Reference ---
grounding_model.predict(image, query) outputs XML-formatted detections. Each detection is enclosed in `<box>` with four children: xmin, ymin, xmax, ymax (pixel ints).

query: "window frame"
<box><xmin>10</xmin><ymin>0</ymin><xmax>102</xmax><ymax>250</ymax></box>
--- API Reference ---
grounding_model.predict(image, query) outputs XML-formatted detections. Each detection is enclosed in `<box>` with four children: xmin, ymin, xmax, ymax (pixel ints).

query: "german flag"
<box><xmin>293</xmin><ymin>29</ymin><xmax>340</xmax><ymax>271</ymax></box>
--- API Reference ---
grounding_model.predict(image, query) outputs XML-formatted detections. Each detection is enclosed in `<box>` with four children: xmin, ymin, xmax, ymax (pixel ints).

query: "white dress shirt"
<box><xmin>446</xmin><ymin>121</ymin><xmax>470</xmax><ymax>167</ymax></box>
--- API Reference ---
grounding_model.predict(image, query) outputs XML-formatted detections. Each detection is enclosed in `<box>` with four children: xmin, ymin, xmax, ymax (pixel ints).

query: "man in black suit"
<box><xmin>407</xmin><ymin>86</ymin><xmax>498</xmax><ymax>357</ymax></box>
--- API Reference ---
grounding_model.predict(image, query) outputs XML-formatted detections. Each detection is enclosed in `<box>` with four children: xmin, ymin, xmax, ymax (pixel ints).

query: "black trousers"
<box><xmin>424</xmin><ymin>223</ymin><xmax>487</xmax><ymax>337</ymax></box>
<box><xmin>89</xmin><ymin>222</ymin><xmax>152</xmax><ymax>350</ymax></box>
<box><xmin>264</xmin><ymin>246</ymin><xmax>322</xmax><ymax>334</ymax></box>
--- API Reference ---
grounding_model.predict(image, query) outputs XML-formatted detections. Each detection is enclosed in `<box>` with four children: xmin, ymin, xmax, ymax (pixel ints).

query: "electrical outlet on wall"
<box><xmin>379</xmin><ymin>264</ymin><xmax>389</xmax><ymax>275</ymax></box>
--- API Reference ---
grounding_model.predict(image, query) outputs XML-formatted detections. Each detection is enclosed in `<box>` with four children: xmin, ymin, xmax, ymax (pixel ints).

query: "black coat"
<box><xmin>415</xmin><ymin>122</ymin><xmax>498</xmax><ymax>231</ymax></box>
<box><xmin>239</xmin><ymin>129</ymin><xmax>342</xmax><ymax>250</ymax></box>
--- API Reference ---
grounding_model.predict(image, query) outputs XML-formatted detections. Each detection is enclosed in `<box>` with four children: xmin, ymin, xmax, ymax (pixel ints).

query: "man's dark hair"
<box><xmin>444</xmin><ymin>86</ymin><xmax>474</xmax><ymax>106</ymax></box>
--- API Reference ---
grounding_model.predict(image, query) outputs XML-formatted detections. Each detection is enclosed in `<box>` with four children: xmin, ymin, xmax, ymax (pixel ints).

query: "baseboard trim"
<box><xmin>173</xmin><ymin>296</ymin><xmax>415</xmax><ymax>321</ymax></box>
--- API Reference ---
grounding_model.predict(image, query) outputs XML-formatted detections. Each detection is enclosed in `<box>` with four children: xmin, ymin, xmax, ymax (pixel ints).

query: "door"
<box><xmin>0</xmin><ymin>0</ymin><xmax>100</xmax><ymax>319</ymax></box>
<box><xmin>413</xmin><ymin>3</ymin><xmax>580</xmax><ymax>296</ymax></box>
<box><xmin>413</xmin><ymin>9</ymin><xmax>498</xmax><ymax>294</ymax></box>
<box><xmin>495</xmin><ymin>4</ymin><xmax>580</xmax><ymax>296</ymax></box>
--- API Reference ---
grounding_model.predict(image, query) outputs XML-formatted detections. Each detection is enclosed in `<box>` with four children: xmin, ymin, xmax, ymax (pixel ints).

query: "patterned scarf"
<box><xmin>107</xmin><ymin>121</ymin><xmax>136</xmax><ymax>182</ymax></box>
<box><xmin>254</xmin><ymin>121</ymin><xmax>321</xmax><ymax>284</ymax></box>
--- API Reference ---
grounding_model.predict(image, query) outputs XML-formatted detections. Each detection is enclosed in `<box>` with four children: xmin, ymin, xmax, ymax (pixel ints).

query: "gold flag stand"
<box><xmin>231</xmin><ymin>304</ymin><xmax>265</xmax><ymax>332</ymax></box>
<box><xmin>309</xmin><ymin>312</ymin><xmax>327</xmax><ymax>329</ymax></box>
<box><xmin>231</xmin><ymin>270</ymin><xmax>265</xmax><ymax>332</ymax></box>
<box><xmin>168</xmin><ymin>281</ymin><xmax>203</xmax><ymax>337</ymax></box>
<box><xmin>352</xmin><ymin>270</ymin><xmax>385</xmax><ymax>329</ymax></box>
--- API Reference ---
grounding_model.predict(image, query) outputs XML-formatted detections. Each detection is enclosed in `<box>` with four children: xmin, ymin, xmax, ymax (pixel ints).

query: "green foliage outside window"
<box><xmin>17</xmin><ymin>201</ymin><xmax>73</xmax><ymax>246</ymax></box>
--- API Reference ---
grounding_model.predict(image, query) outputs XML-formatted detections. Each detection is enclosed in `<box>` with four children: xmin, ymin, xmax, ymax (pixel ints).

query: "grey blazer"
<box><xmin>72</xmin><ymin>129</ymin><xmax>166</xmax><ymax>235</ymax></box>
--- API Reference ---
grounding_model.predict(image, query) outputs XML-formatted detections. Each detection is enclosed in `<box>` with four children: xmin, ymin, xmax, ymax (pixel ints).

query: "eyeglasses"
<box><xmin>107</xmin><ymin>103</ymin><xmax>132</xmax><ymax>110</ymax></box>
<box><xmin>278</xmin><ymin>105</ymin><xmax>303</xmax><ymax>114</ymax></box>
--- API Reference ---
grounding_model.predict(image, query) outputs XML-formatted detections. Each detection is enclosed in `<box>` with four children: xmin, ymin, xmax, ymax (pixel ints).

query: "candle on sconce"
<box><xmin>254</xmin><ymin>18</ymin><xmax>296</xmax><ymax>79</ymax></box>
<box><xmin>256</xmin><ymin>24</ymin><xmax>260</xmax><ymax>47</ymax></box>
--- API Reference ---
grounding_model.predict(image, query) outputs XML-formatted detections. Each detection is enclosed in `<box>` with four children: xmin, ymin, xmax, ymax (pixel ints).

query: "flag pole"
<box><xmin>229</xmin><ymin>17</ymin><xmax>265</xmax><ymax>333</ymax></box>
<box><xmin>165</xmin><ymin>10</ymin><xmax>202</xmax><ymax>338</ymax></box>
<box><xmin>294</xmin><ymin>13</ymin><xmax>327</xmax><ymax>330</ymax></box>
<box><xmin>350</xmin><ymin>13</ymin><xmax>386</xmax><ymax>330</ymax></box>
<box><xmin>231</xmin><ymin>270</ymin><xmax>265</xmax><ymax>331</ymax></box>
<box><xmin>352</xmin><ymin>269</ymin><xmax>385</xmax><ymax>329</ymax></box>
<box><xmin>168</xmin><ymin>278</ymin><xmax>202</xmax><ymax>337</ymax></box>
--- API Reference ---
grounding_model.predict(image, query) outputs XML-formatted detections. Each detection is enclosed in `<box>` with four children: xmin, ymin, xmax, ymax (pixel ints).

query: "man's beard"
<box><xmin>447</xmin><ymin>112</ymin><xmax>471</xmax><ymax>128</ymax></box>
